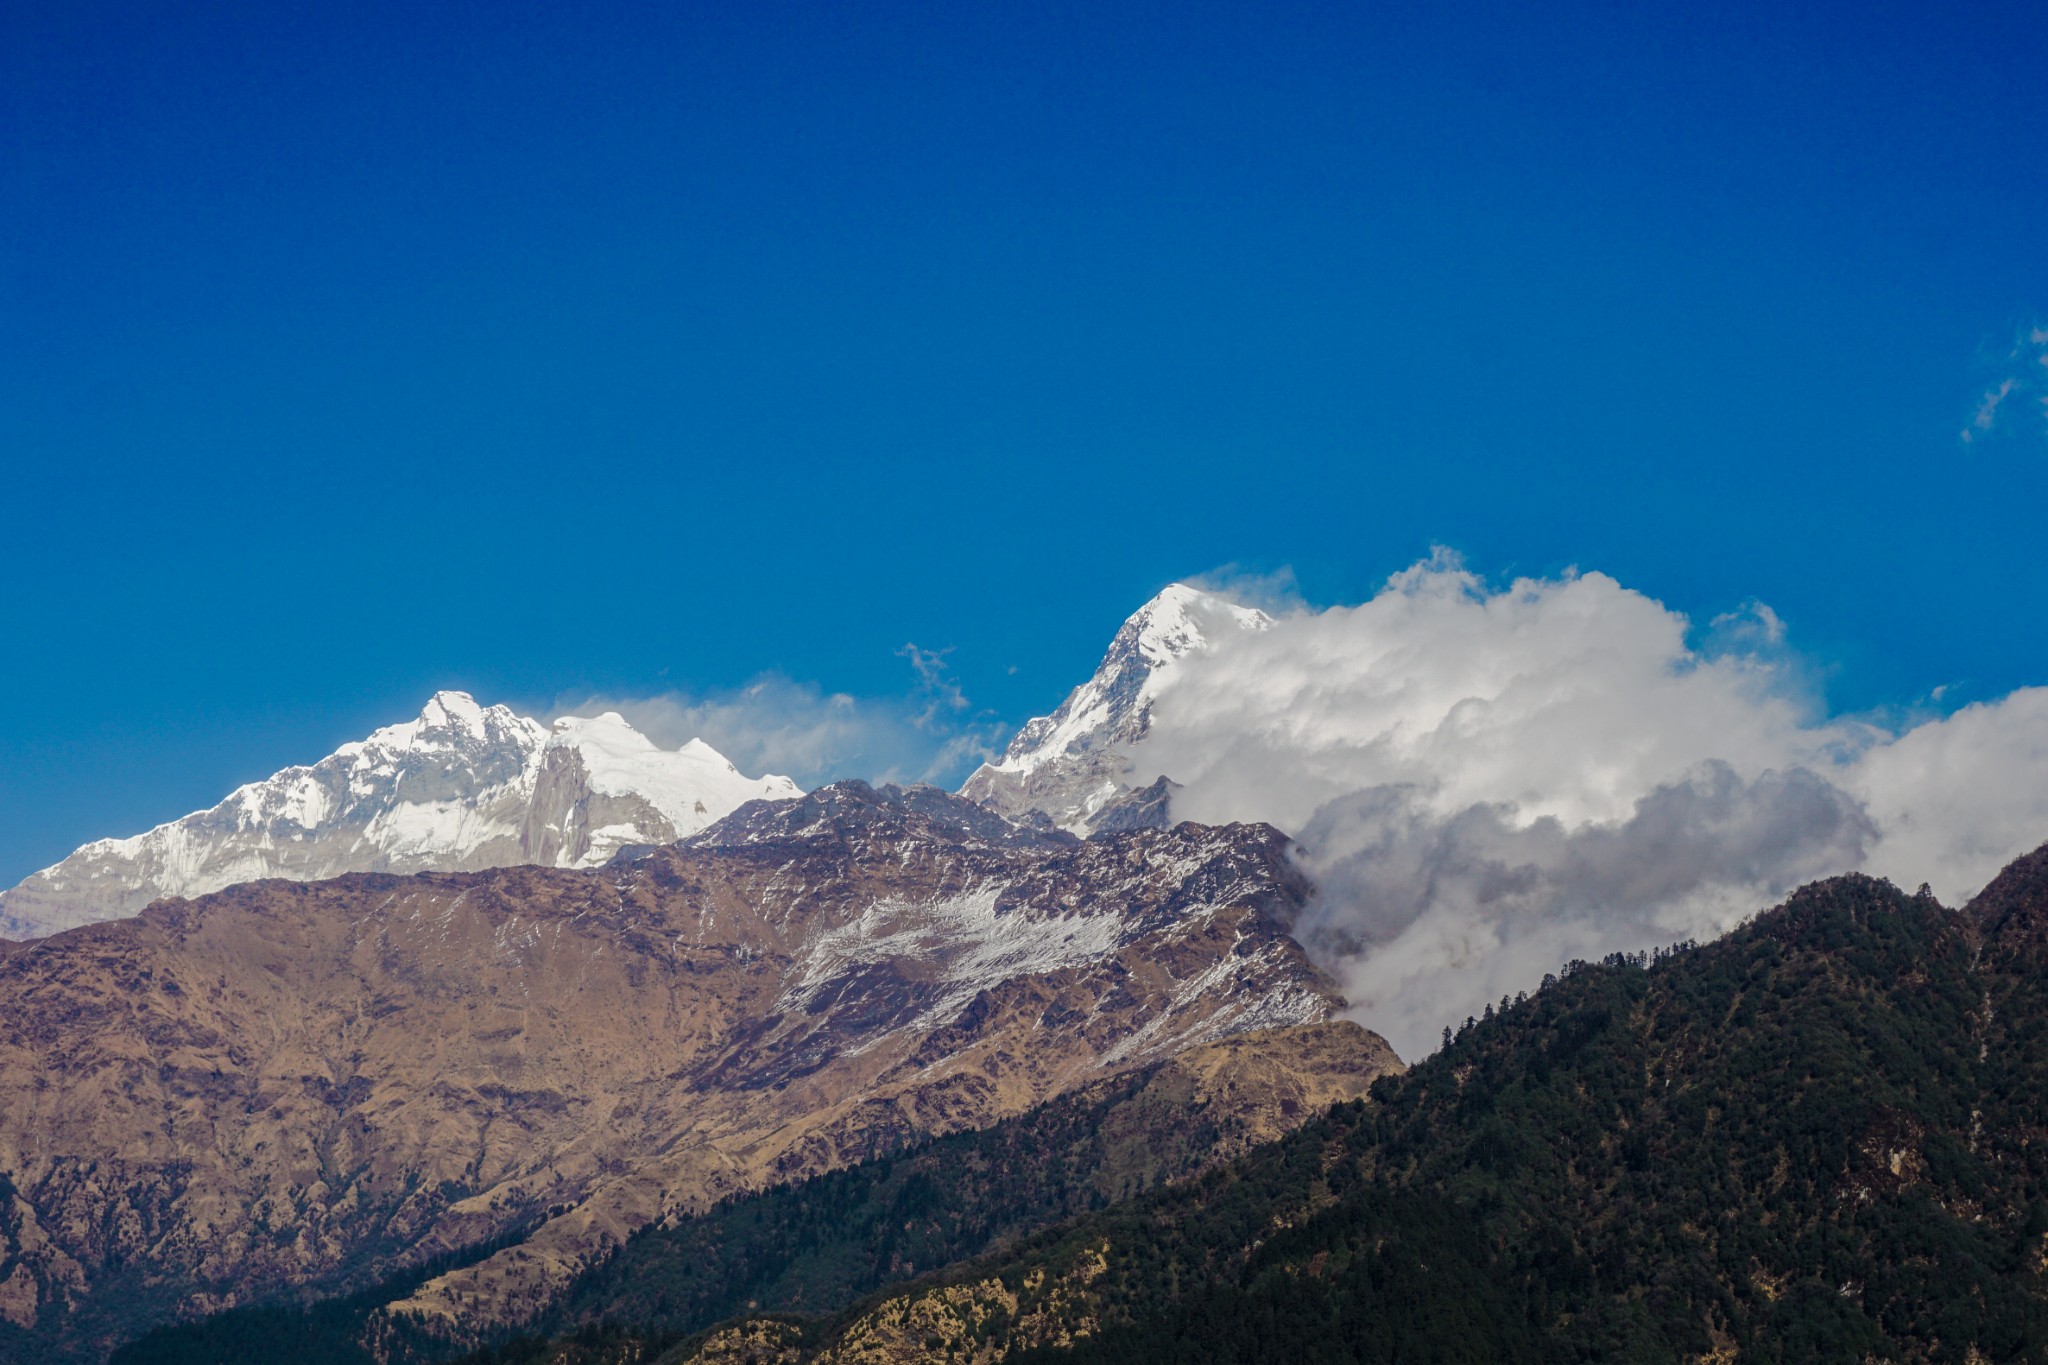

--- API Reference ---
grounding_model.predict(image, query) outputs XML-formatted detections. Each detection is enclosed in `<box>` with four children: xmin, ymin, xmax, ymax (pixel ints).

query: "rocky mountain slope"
<box><xmin>116</xmin><ymin>1021</ymin><xmax>1397</xmax><ymax>1365</ymax></box>
<box><xmin>0</xmin><ymin>692</ymin><xmax>799</xmax><ymax>940</ymax></box>
<box><xmin>642</xmin><ymin>843</ymin><xmax>2048</xmax><ymax>1364</ymax></box>
<box><xmin>0</xmin><ymin>782</ymin><xmax>1358</xmax><ymax>1361</ymax></box>
<box><xmin>960</xmin><ymin>585</ymin><xmax>1267</xmax><ymax>833</ymax></box>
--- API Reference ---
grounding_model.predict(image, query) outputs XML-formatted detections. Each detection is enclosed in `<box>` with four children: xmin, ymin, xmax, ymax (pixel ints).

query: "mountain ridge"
<box><xmin>959</xmin><ymin>584</ymin><xmax>1267</xmax><ymax>833</ymax></box>
<box><xmin>0</xmin><ymin>782</ymin><xmax>1358</xmax><ymax>1361</ymax></box>
<box><xmin>0</xmin><ymin>692</ymin><xmax>800</xmax><ymax>941</ymax></box>
<box><xmin>4</xmin><ymin>580</ymin><xmax>1275</xmax><ymax>939</ymax></box>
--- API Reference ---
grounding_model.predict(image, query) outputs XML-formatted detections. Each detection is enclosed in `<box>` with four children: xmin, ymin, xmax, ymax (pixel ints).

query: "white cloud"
<box><xmin>1964</xmin><ymin>377</ymin><xmax>2018</xmax><ymax>442</ymax></box>
<box><xmin>1135</xmin><ymin>554</ymin><xmax>1868</xmax><ymax>834</ymax></box>
<box><xmin>1848</xmin><ymin>686</ymin><xmax>2048</xmax><ymax>898</ymax></box>
<box><xmin>1116</xmin><ymin>554</ymin><xmax>2048</xmax><ymax>1057</ymax></box>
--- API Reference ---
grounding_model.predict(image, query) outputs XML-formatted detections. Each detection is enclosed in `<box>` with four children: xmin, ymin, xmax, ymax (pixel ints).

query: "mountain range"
<box><xmin>660</xmin><ymin>849</ymin><xmax>2048</xmax><ymax>1364</ymax></box>
<box><xmin>0</xmin><ymin>780</ymin><xmax>1377</xmax><ymax>1360</ymax></box>
<box><xmin>104</xmin><ymin>840</ymin><xmax>2048</xmax><ymax>1365</ymax></box>
<box><xmin>2</xmin><ymin>582</ymin><xmax>1252</xmax><ymax>941</ymax></box>
<box><xmin>11</xmin><ymin>580</ymin><xmax>2048</xmax><ymax>1363</ymax></box>
<box><xmin>0</xmin><ymin>693</ymin><xmax>799</xmax><ymax>941</ymax></box>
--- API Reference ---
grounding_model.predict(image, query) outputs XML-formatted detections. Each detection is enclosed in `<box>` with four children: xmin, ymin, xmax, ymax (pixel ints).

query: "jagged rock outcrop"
<box><xmin>0</xmin><ymin>782</ymin><xmax>1353</xmax><ymax>1360</ymax></box>
<box><xmin>960</xmin><ymin>584</ymin><xmax>1267</xmax><ymax>833</ymax></box>
<box><xmin>1087</xmin><ymin>776</ymin><xmax>1182</xmax><ymax>834</ymax></box>
<box><xmin>0</xmin><ymin>693</ymin><xmax>800</xmax><ymax>940</ymax></box>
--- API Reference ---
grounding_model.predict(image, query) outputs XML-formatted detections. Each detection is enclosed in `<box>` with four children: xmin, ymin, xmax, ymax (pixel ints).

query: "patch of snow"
<box><xmin>781</xmin><ymin>882</ymin><xmax>1134</xmax><ymax>1025</ymax></box>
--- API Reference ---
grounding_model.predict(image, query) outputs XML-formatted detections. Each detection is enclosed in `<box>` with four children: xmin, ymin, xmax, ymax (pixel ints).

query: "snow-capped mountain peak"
<box><xmin>960</xmin><ymin>583</ymin><xmax>1271</xmax><ymax>830</ymax></box>
<box><xmin>0</xmin><ymin>694</ymin><xmax>800</xmax><ymax>940</ymax></box>
<box><xmin>529</xmin><ymin>712</ymin><xmax>802</xmax><ymax>867</ymax></box>
<box><xmin>1131</xmin><ymin>582</ymin><xmax>1271</xmax><ymax>671</ymax></box>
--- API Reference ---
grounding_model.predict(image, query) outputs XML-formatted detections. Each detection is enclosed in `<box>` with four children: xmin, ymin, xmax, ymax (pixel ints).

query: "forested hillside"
<box><xmin>633</xmin><ymin>849</ymin><xmax>2048</xmax><ymax>1364</ymax></box>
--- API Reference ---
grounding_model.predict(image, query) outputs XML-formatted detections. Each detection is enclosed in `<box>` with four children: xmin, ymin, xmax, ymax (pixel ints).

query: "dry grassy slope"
<box><xmin>368</xmin><ymin>1019</ymin><xmax>1400</xmax><ymax>1358</ymax></box>
<box><xmin>1140</xmin><ymin>1020</ymin><xmax>1399</xmax><ymax>1149</ymax></box>
<box><xmin>0</xmin><ymin>783</ymin><xmax>1352</xmax><ymax>1357</ymax></box>
<box><xmin>377</xmin><ymin>1021</ymin><xmax>1399</xmax><ymax>1365</ymax></box>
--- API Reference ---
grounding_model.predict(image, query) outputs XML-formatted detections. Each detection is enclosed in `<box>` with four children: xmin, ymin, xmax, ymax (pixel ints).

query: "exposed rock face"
<box><xmin>0</xmin><ymin>782</ymin><xmax>1347</xmax><ymax>1358</ymax></box>
<box><xmin>960</xmin><ymin>585</ymin><xmax>1268</xmax><ymax>833</ymax></box>
<box><xmin>1087</xmin><ymin>776</ymin><xmax>1182</xmax><ymax>834</ymax></box>
<box><xmin>0</xmin><ymin>693</ymin><xmax>800</xmax><ymax>940</ymax></box>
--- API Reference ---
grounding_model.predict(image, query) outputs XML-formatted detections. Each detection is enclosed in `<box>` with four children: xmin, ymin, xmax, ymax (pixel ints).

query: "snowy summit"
<box><xmin>0</xmin><ymin>692</ymin><xmax>800</xmax><ymax>939</ymax></box>
<box><xmin>960</xmin><ymin>583</ymin><xmax>1270</xmax><ymax>831</ymax></box>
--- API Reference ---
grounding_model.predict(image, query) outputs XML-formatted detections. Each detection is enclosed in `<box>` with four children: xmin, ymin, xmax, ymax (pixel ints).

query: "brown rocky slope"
<box><xmin>0</xmin><ymin>782</ymin><xmax>1389</xmax><ymax>1360</ymax></box>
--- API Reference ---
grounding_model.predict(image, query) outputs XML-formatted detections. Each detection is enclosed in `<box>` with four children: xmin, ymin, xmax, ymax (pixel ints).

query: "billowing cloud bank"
<box><xmin>1131</xmin><ymin>554</ymin><xmax>2048</xmax><ymax>1057</ymax></box>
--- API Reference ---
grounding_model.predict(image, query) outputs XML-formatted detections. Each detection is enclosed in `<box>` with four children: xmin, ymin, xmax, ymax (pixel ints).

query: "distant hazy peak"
<box><xmin>0</xmin><ymin>693</ymin><xmax>799</xmax><ymax>940</ymax></box>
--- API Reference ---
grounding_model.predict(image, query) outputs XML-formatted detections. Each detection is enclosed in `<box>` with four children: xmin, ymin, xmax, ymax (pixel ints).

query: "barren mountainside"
<box><xmin>114</xmin><ymin>1021</ymin><xmax>1398</xmax><ymax>1365</ymax></box>
<box><xmin>0</xmin><ymin>782</ymin><xmax>1362</xmax><ymax>1362</ymax></box>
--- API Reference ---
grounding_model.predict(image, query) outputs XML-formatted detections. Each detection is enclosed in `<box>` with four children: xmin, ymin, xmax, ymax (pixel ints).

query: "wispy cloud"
<box><xmin>1182</xmin><ymin>563</ymin><xmax>1307</xmax><ymax>615</ymax></box>
<box><xmin>1961</xmin><ymin>323</ymin><xmax>2048</xmax><ymax>445</ymax></box>
<box><xmin>553</xmin><ymin>648</ymin><xmax>1005</xmax><ymax>791</ymax></box>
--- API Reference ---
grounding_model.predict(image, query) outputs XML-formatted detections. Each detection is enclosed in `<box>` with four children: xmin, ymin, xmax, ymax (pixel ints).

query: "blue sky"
<box><xmin>4</xmin><ymin>0</ymin><xmax>2046</xmax><ymax>884</ymax></box>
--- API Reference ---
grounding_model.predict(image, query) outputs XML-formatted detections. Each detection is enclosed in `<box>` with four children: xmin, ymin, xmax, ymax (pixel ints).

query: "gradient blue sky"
<box><xmin>4</xmin><ymin>0</ymin><xmax>2046</xmax><ymax>884</ymax></box>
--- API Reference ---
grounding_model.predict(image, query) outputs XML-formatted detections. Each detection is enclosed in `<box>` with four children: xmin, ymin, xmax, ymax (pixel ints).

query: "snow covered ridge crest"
<box><xmin>0</xmin><ymin>691</ymin><xmax>801</xmax><ymax>940</ymax></box>
<box><xmin>959</xmin><ymin>582</ymin><xmax>1270</xmax><ymax>832</ymax></box>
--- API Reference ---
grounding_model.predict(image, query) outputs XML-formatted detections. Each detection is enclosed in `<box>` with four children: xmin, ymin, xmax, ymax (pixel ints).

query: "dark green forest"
<box><xmin>102</xmin><ymin>1223</ymin><xmax>537</xmax><ymax>1365</ymax></box>
<box><xmin>891</xmin><ymin>859</ymin><xmax>2048</xmax><ymax>1363</ymax></box>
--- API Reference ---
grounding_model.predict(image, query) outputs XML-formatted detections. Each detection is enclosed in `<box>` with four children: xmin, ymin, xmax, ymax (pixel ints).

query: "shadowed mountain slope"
<box><xmin>614</xmin><ymin>844</ymin><xmax>2048</xmax><ymax>1364</ymax></box>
